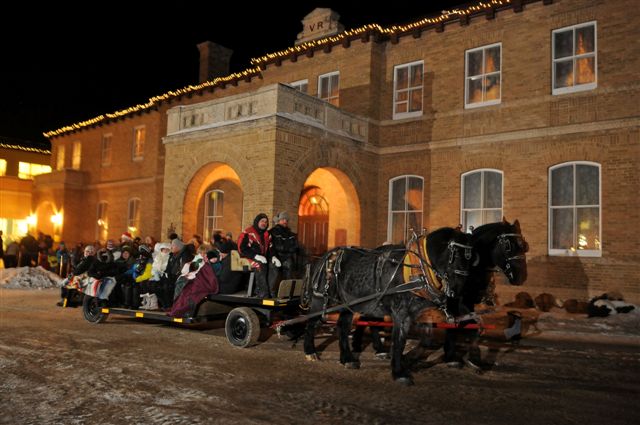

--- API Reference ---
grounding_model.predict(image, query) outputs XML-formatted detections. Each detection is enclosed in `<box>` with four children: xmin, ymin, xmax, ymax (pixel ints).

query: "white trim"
<box><xmin>127</xmin><ymin>197</ymin><xmax>141</xmax><ymax>232</ymax></box>
<box><xmin>289</xmin><ymin>79</ymin><xmax>309</xmax><ymax>93</ymax></box>
<box><xmin>387</xmin><ymin>175</ymin><xmax>424</xmax><ymax>243</ymax></box>
<box><xmin>318</xmin><ymin>71</ymin><xmax>340</xmax><ymax>105</ymax></box>
<box><xmin>393</xmin><ymin>60</ymin><xmax>424</xmax><ymax>120</ymax></box>
<box><xmin>552</xmin><ymin>21</ymin><xmax>597</xmax><ymax>96</ymax></box>
<box><xmin>101</xmin><ymin>133</ymin><xmax>112</xmax><ymax>167</ymax></box>
<box><xmin>548</xmin><ymin>161</ymin><xmax>601</xmax><ymax>257</ymax></box>
<box><xmin>203</xmin><ymin>189</ymin><xmax>224</xmax><ymax>241</ymax></box>
<box><xmin>464</xmin><ymin>42</ymin><xmax>502</xmax><ymax>109</ymax></box>
<box><xmin>460</xmin><ymin>169</ymin><xmax>503</xmax><ymax>232</ymax></box>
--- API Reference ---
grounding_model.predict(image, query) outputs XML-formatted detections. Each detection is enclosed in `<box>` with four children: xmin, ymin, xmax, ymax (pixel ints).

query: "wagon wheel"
<box><xmin>82</xmin><ymin>295</ymin><xmax>109</xmax><ymax>324</ymax></box>
<box><xmin>225</xmin><ymin>307</ymin><xmax>261</xmax><ymax>348</ymax></box>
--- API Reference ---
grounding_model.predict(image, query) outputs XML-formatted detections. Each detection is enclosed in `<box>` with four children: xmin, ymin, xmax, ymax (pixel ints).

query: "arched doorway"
<box><xmin>182</xmin><ymin>163</ymin><xmax>243</xmax><ymax>242</ymax></box>
<box><xmin>298</xmin><ymin>167</ymin><xmax>360</xmax><ymax>256</ymax></box>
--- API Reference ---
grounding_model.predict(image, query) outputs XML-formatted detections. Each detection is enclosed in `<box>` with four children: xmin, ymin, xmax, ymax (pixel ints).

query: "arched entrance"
<box><xmin>182</xmin><ymin>163</ymin><xmax>243</xmax><ymax>242</ymax></box>
<box><xmin>298</xmin><ymin>167</ymin><xmax>360</xmax><ymax>256</ymax></box>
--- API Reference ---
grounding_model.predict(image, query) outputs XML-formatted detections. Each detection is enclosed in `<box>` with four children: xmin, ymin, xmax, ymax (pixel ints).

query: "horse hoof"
<box><xmin>305</xmin><ymin>354</ymin><xmax>319</xmax><ymax>362</ymax></box>
<box><xmin>395</xmin><ymin>376</ymin><xmax>414</xmax><ymax>386</ymax></box>
<box><xmin>343</xmin><ymin>362</ymin><xmax>360</xmax><ymax>369</ymax></box>
<box><xmin>426</xmin><ymin>348</ymin><xmax>444</xmax><ymax>363</ymax></box>
<box><xmin>463</xmin><ymin>355</ymin><xmax>482</xmax><ymax>372</ymax></box>
<box><xmin>375</xmin><ymin>352</ymin><xmax>390</xmax><ymax>360</ymax></box>
<box><xmin>446</xmin><ymin>360</ymin><xmax>463</xmax><ymax>369</ymax></box>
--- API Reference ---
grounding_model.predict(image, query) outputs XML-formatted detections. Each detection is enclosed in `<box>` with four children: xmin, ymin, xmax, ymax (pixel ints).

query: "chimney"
<box><xmin>196</xmin><ymin>41</ymin><xmax>233</xmax><ymax>83</ymax></box>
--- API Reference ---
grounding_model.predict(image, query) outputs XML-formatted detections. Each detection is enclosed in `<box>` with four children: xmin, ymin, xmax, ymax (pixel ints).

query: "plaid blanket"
<box><xmin>75</xmin><ymin>276</ymin><xmax>117</xmax><ymax>300</ymax></box>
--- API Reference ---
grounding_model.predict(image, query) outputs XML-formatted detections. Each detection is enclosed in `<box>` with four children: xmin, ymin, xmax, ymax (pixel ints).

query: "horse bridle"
<box><xmin>497</xmin><ymin>233</ymin><xmax>527</xmax><ymax>281</ymax></box>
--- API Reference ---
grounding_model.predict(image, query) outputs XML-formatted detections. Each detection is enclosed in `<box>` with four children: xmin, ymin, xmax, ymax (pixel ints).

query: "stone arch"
<box><xmin>181</xmin><ymin>162</ymin><xmax>243</xmax><ymax>241</ymax></box>
<box><xmin>298</xmin><ymin>167</ymin><xmax>361</xmax><ymax>252</ymax></box>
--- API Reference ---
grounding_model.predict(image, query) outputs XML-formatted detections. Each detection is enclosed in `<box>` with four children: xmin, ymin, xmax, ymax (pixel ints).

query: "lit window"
<box><xmin>72</xmin><ymin>141</ymin><xmax>82</xmax><ymax>170</ymax></box>
<box><xmin>549</xmin><ymin>162</ymin><xmax>601</xmax><ymax>256</ymax></box>
<box><xmin>96</xmin><ymin>201</ymin><xmax>108</xmax><ymax>241</ymax></box>
<box><xmin>318</xmin><ymin>72</ymin><xmax>339</xmax><ymax>106</ymax></box>
<box><xmin>289</xmin><ymin>79</ymin><xmax>308</xmax><ymax>93</ymax></box>
<box><xmin>101</xmin><ymin>134</ymin><xmax>112</xmax><ymax>167</ymax></box>
<box><xmin>388</xmin><ymin>175</ymin><xmax>423</xmax><ymax>244</ymax></box>
<box><xmin>0</xmin><ymin>159</ymin><xmax>6</xmax><ymax>176</ymax></box>
<box><xmin>127</xmin><ymin>198</ymin><xmax>141</xmax><ymax>235</ymax></box>
<box><xmin>203</xmin><ymin>189</ymin><xmax>224</xmax><ymax>242</ymax></box>
<box><xmin>461</xmin><ymin>170</ymin><xmax>503</xmax><ymax>233</ymax></box>
<box><xmin>465</xmin><ymin>43</ymin><xmax>501</xmax><ymax>108</ymax></box>
<box><xmin>56</xmin><ymin>145</ymin><xmax>65</xmax><ymax>170</ymax></box>
<box><xmin>393</xmin><ymin>61</ymin><xmax>423</xmax><ymax>119</ymax></box>
<box><xmin>18</xmin><ymin>162</ymin><xmax>52</xmax><ymax>180</ymax></box>
<box><xmin>133</xmin><ymin>126</ymin><xmax>145</xmax><ymax>160</ymax></box>
<box><xmin>552</xmin><ymin>21</ymin><xmax>597</xmax><ymax>95</ymax></box>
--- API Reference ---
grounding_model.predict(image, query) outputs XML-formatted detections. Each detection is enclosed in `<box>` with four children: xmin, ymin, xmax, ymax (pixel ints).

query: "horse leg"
<box><xmin>444</xmin><ymin>329</ymin><xmax>461</xmax><ymax>366</ymax></box>
<box><xmin>371</xmin><ymin>327</ymin><xmax>390</xmax><ymax>359</ymax></box>
<box><xmin>351</xmin><ymin>326</ymin><xmax>364</xmax><ymax>354</ymax></box>
<box><xmin>337</xmin><ymin>311</ymin><xmax>359</xmax><ymax>368</ymax></box>
<box><xmin>391</xmin><ymin>310</ymin><xmax>413</xmax><ymax>385</ymax></box>
<box><xmin>303</xmin><ymin>317</ymin><xmax>321</xmax><ymax>361</ymax></box>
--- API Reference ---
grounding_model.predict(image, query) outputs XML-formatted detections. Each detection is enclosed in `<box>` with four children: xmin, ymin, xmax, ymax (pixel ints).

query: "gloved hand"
<box><xmin>272</xmin><ymin>256</ymin><xmax>282</xmax><ymax>267</ymax></box>
<box><xmin>254</xmin><ymin>254</ymin><xmax>267</xmax><ymax>264</ymax></box>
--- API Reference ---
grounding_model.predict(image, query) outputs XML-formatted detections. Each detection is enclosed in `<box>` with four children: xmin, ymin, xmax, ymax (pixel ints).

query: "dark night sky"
<box><xmin>0</xmin><ymin>2</ymin><xmax>455</xmax><ymax>146</ymax></box>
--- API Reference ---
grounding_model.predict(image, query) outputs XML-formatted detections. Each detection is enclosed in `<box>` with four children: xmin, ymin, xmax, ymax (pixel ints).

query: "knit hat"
<box><xmin>121</xmin><ymin>232</ymin><xmax>133</xmax><ymax>242</ymax></box>
<box><xmin>138</xmin><ymin>244</ymin><xmax>152</xmax><ymax>257</ymax></box>
<box><xmin>275</xmin><ymin>211</ymin><xmax>290</xmax><ymax>222</ymax></box>
<box><xmin>171</xmin><ymin>238</ymin><xmax>184</xmax><ymax>250</ymax></box>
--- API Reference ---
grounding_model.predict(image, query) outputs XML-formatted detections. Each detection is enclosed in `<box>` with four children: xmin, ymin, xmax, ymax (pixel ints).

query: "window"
<box><xmin>393</xmin><ymin>61</ymin><xmax>423</xmax><ymax>119</ymax></box>
<box><xmin>18</xmin><ymin>162</ymin><xmax>52</xmax><ymax>180</ymax></box>
<box><xmin>318</xmin><ymin>71</ymin><xmax>339</xmax><ymax>106</ymax></box>
<box><xmin>101</xmin><ymin>134</ymin><xmax>112</xmax><ymax>167</ymax></box>
<box><xmin>96</xmin><ymin>201</ymin><xmax>108</xmax><ymax>241</ymax></box>
<box><xmin>388</xmin><ymin>176</ymin><xmax>423</xmax><ymax>244</ymax></box>
<box><xmin>549</xmin><ymin>162</ymin><xmax>600</xmax><ymax>256</ymax></box>
<box><xmin>133</xmin><ymin>126</ymin><xmax>145</xmax><ymax>160</ymax></box>
<box><xmin>465</xmin><ymin>43</ymin><xmax>501</xmax><ymax>108</ymax></box>
<box><xmin>56</xmin><ymin>145</ymin><xmax>65</xmax><ymax>170</ymax></box>
<box><xmin>127</xmin><ymin>198</ymin><xmax>141</xmax><ymax>235</ymax></box>
<box><xmin>552</xmin><ymin>21</ymin><xmax>597</xmax><ymax>95</ymax></box>
<box><xmin>289</xmin><ymin>79</ymin><xmax>308</xmax><ymax>93</ymax></box>
<box><xmin>203</xmin><ymin>189</ymin><xmax>224</xmax><ymax>242</ymax></box>
<box><xmin>461</xmin><ymin>170</ymin><xmax>503</xmax><ymax>233</ymax></box>
<box><xmin>71</xmin><ymin>141</ymin><xmax>82</xmax><ymax>170</ymax></box>
<box><xmin>0</xmin><ymin>159</ymin><xmax>6</xmax><ymax>176</ymax></box>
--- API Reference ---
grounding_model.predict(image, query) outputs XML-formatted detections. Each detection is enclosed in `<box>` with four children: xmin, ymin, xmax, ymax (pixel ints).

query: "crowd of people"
<box><xmin>33</xmin><ymin>211</ymin><xmax>302</xmax><ymax>316</ymax></box>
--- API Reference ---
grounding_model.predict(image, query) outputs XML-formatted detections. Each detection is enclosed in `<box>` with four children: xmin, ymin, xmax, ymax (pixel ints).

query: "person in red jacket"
<box><xmin>238</xmin><ymin>213</ymin><xmax>280</xmax><ymax>298</ymax></box>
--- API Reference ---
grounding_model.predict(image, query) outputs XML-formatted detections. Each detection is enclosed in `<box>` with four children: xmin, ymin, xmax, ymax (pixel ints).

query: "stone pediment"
<box><xmin>295</xmin><ymin>8</ymin><xmax>344</xmax><ymax>45</ymax></box>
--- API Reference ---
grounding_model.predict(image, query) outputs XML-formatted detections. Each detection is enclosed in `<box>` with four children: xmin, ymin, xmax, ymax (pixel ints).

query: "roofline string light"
<box><xmin>44</xmin><ymin>0</ymin><xmax>510</xmax><ymax>139</ymax></box>
<box><xmin>0</xmin><ymin>142</ymin><xmax>51</xmax><ymax>154</ymax></box>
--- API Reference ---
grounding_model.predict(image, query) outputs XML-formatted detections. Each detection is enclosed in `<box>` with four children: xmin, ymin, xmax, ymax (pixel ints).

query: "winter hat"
<box><xmin>121</xmin><ymin>245</ymin><xmax>132</xmax><ymax>255</ymax></box>
<box><xmin>138</xmin><ymin>244</ymin><xmax>152</xmax><ymax>257</ymax></box>
<box><xmin>171</xmin><ymin>238</ymin><xmax>184</xmax><ymax>251</ymax></box>
<box><xmin>275</xmin><ymin>211</ymin><xmax>290</xmax><ymax>222</ymax></box>
<box><xmin>253</xmin><ymin>213</ymin><xmax>269</xmax><ymax>232</ymax></box>
<box><xmin>121</xmin><ymin>232</ymin><xmax>133</xmax><ymax>242</ymax></box>
<box><xmin>97</xmin><ymin>248</ymin><xmax>112</xmax><ymax>263</ymax></box>
<box><xmin>206</xmin><ymin>249</ymin><xmax>220</xmax><ymax>260</ymax></box>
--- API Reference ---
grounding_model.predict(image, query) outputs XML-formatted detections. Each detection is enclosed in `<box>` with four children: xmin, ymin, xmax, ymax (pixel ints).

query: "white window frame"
<box><xmin>203</xmin><ymin>189</ymin><xmax>224</xmax><ymax>242</ymax></box>
<box><xmin>96</xmin><ymin>201</ymin><xmax>108</xmax><ymax>240</ymax></box>
<box><xmin>460</xmin><ymin>169</ymin><xmax>504</xmax><ymax>233</ymax></box>
<box><xmin>387</xmin><ymin>175</ymin><xmax>424</xmax><ymax>244</ymax></box>
<box><xmin>56</xmin><ymin>145</ymin><xmax>65</xmax><ymax>170</ymax></box>
<box><xmin>101</xmin><ymin>133</ymin><xmax>112</xmax><ymax>167</ymax></box>
<box><xmin>318</xmin><ymin>71</ymin><xmax>340</xmax><ymax>106</ymax></box>
<box><xmin>289</xmin><ymin>79</ymin><xmax>308</xmax><ymax>93</ymax></box>
<box><xmin>548</xmin><ymin>161</ymin><xmax>601</xmax><ymax>257</ymax></box>
<box><xmin>132</xmin><ymin>126</ymin><xmax>145</xmax><ymax>161</ymax></box>
<box><xmin>71</xmin><ymin>141</ymin><xmax>82</xmax><ymax>170</ymax></box>
<box><xmin>465</xmin><ymin>43</ymin><xmax>502</xmax><ymax>109</ymax></box>
<box><xmin>127</xmin><ymin>198</ymin><xmax>141</xmax><ymax>234</ymax></box>
<box><xmin>552</xmin><ymin>21</ymin><xmax>597</xmax><ymax>95</ymax></box>
<box><xmin>393</xmin><ymin>60</ymin><xmax>424</xmax><ymax>119</ymax></box>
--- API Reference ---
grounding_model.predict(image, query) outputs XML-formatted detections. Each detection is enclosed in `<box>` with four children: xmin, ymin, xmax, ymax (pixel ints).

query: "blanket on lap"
<box><xmin>169</xmin><ymin>263</ymin><xmax>219</xmax><ymax>318</ymax></box>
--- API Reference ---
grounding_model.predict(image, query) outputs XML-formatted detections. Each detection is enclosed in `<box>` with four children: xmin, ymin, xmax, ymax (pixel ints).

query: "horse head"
<box><xmin>425</xmin><ymin>227</ymin><xmax>475</xmax><ymax>298</ymax></box>
<box><xmin>473</xmin><ymin>218</ymin><xmax>528</xmax><ymax>285</ymax></box>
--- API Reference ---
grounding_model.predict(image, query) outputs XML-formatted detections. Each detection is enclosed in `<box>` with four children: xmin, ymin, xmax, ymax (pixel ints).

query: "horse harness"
<box><xmin>496</xmin><ymin>233</ymin><xmax>527</xmax><ymax>280</ymax></box>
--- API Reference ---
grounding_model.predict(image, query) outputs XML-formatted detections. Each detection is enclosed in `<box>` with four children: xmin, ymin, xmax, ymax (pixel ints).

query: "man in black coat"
<box><xmin>268</xmin><ymin>211</ymin><xmax>299</xmax><ymax>295</ymax></box>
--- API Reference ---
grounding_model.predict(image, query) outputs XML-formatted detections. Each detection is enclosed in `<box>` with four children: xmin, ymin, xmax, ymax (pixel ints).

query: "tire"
<box><xmin>82</xmin><ymin>295</ymin><xmax>109</xmax><ymax>324</ymax></box>
<box><xmin>225</xmin><ymin>307</ymin><xmax>261</xmax><ymax>348</ymax></box>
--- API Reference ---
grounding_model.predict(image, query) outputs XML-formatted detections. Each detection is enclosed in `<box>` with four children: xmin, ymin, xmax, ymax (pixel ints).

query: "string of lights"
<box><xmin>0</xmin><ymin>142</ymin><xmax>51</xmax><ymax>154</ymax></box>
<box><xmin>44</xmin><ymin>0</ymin><xmax>511</xmax><ymax>139</ymax></box>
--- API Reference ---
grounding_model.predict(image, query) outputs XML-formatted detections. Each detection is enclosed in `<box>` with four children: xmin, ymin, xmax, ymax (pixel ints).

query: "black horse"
<box><xmin>301</xmin><ymin>227</ymin><xmax>475</xmax><ymax>385</ymax></box>
<box><xmin>444</xmin><ymin>218</ymin><xmax>528</xmax><ymax>366</ymax></box>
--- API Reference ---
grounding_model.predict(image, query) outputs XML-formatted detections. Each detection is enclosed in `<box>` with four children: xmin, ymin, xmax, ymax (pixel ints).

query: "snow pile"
<box><xmin>0</xmin><ymin>267</ymin><xmax>63</xmax><ymax>289</ymax></box>
<box><xmin>536</xmin><ymin>308</ymin><xmax>640</xmax><ymax>338</ymax></box>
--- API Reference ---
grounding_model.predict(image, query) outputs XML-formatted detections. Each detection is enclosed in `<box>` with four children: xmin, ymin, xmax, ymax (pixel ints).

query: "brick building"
<box><xmin>38</xmin><ymin>0</ymin><xmax>640</xmax><ymax>303</ymax></box>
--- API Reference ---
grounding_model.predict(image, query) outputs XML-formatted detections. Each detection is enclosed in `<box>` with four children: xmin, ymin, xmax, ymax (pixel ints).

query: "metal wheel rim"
<box><xmin>230</xmin><ymin>316</ymin><xmax>248</xmax><ymax>343</ymax></box>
